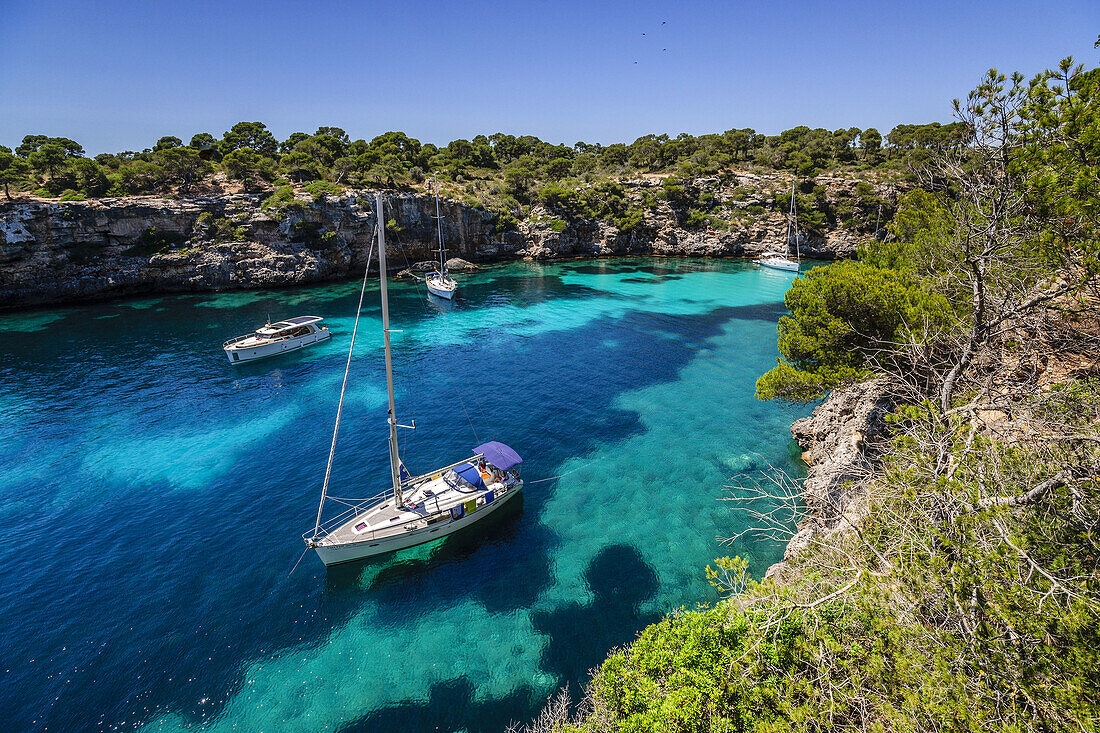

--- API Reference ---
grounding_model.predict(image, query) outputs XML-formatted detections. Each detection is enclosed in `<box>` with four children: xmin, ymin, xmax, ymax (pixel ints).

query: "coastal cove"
<box><xmin>0</xmin><ymin>257</ymin><xmax>810</xmax><ymax>731</ymax></box>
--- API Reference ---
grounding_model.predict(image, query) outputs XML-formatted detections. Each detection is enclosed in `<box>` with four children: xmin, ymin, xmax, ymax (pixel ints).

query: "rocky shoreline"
<box><xmin>768</xmin><ymin>379</ymin><xmax>895</xmax><ymax>577</ymax></box>
<box><xmin>0</xmin><ymin>173</ymin><xmax>889</xmax><ymax>309</ymax></box>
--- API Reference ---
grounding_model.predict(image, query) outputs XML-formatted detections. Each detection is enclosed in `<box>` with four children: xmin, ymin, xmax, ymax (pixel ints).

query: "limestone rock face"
<box><xmin>0</xmin><ymin>192</ymin><xmax>502</xmax><ymax>307</ymax></box>
<box><xmin>445</xmin><ymin>258</ymin><xmax>478</xmax><ymax>271</ymax></box>
<box><xmin>0</xmin><ymin>173</ymin><xmax>898</xmax><ymax>307</ymax></box>
<box><xmin>782</xmin><ymin>378</ymin><xmax>894</xmax><ymax>561</ymax></box>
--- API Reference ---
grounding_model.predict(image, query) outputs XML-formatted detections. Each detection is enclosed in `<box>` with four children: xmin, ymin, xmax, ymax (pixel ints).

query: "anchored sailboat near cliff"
<box><xmin>305</xmin><ymin>192</ymin><xmax>523</xmax><ymax>566</ymax></box>
<box><xmin>426</xmin><ymin>175</ymin><xmax>458</xmax><ymax>299</ymax></box>
<box><xmin>755</xmin><ymin>180</ymin><xmax>802</xmax><ymax>272</ymax></box>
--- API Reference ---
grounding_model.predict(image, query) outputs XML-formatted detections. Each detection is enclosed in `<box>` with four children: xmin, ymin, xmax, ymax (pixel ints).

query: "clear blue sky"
<box><xmin>1</xmin><ymin>0</ymin><xmax>1097</xmax><ymax>154</ymax></box>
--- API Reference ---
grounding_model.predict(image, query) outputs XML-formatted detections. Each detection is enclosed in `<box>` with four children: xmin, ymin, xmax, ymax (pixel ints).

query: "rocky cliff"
<box><xmin>0</xmin><ymin>172</ymin><xmax>892</xmax><ymax>308</ymax></box>
<box><xmin>767</xmin><ymin>379</ymin><xmax>895</xmax><ymax>576</ymax></box>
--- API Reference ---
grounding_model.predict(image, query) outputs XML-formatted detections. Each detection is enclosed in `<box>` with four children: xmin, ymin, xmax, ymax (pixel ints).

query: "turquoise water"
<box><xmin>0</xmin><ymin>258</ymin><xmax>808</xmax><ymax>732</ymax></box>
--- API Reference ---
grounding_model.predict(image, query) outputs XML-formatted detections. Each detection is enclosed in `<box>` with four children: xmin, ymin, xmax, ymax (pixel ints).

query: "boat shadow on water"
<box><xmin>334</xmin><ymin>543</ymin><xmax>661</xmax><ymax>733</ymax></box>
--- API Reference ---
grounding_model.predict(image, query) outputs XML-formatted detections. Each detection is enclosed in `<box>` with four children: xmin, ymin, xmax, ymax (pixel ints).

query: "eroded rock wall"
<box><xmin>0</xmin><ymin>173</ymin><xmax>892</xmax><ymax>308</ymax></box>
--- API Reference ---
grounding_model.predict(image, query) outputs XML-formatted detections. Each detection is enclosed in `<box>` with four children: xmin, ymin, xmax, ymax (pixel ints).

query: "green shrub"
<box><xmin>303</xmin><ymin>180</ymin><xmax>342</xmax><ymax>201</ymax></box>
<box><xmin>755</xmin><ymin>258</ymin><xmax>952</xmax><ymax>401</ymax></box>
<box><xmin>260</xmin><ymin>185</ymin><xmax>304</xmax><ymax>219</ymax></box>
<box><xmin>614</xmin><ymin>206</ymin><xmax>646</xmax><ymax>234</ymax></box>
<box><xmin>122</xmin><ymin>226</ymin><xmax>187</xmax><ymax>256</ymax></box>
<box><xmin>684</xmin><ymin>208</ymin><xmax>709</xmax><ymax>229</ymax></box>
<box><xmin>195</xmin><ymin>211</ymin><xmax>246</xmax><ymax>243</ymax></box>
<box><xmin>491</xmin><ymin>209</ymin><xmax>519</xmax><ymax>233</ymax></box>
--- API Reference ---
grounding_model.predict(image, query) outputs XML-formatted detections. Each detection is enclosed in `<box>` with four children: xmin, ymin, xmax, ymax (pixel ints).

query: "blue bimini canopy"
<box><xmin>474</xmin><ymin>441</ymin><xmax>523</xmax><ymax>470</ymax></box>
<box><xmin>455</xmin><ymin>462</ymin><xmax>486</xmax><ymax>488</ymax></box>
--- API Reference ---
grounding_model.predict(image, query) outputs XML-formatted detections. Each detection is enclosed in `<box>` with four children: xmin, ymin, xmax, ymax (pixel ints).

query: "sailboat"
<box><xmin>426</xmin><ymin>175</ymin><xmax>458</xmax><ymax>299</ymax></box>
<box><xmin>304</xmin><ymin>192</ymin><xmax>523</xmax><ymax>566</ymax></box>
<box><xmin>755</xmin><ymin>180</ymin><xmax>802</xmax><ymax>272</ymax></box>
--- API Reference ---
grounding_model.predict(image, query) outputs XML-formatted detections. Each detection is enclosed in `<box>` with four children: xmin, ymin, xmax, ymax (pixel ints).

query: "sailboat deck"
<box><xmin>316</xmin><ymin>474</ymin><xmax>507</xmax><ymax>546</ymax></box>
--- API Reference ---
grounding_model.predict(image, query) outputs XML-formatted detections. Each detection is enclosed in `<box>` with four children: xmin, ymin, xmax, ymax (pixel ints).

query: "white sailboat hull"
<box><xmin>426</xmin><ymin>276</ymin><xmax>457</xmax><ymax>299</ymax></box>
<box><xmin>313</xmin><ymin>483</ymin><xmax>522</xmax><ymax>565</ymax></box>
<box><xmin>755</xmin><ymin>255</ymin><xmax>800</xmax><ymax>272</ymax></box>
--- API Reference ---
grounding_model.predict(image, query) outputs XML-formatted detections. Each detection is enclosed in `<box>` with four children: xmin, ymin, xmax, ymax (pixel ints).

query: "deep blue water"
<box><xmin>0</xmin><ymin>258</ymin><xmax>808</xmax><ymax>732</ymax></box>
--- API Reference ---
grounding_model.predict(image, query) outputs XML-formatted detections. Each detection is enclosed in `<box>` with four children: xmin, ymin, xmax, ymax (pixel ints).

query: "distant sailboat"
<box><xmin>426</xmin><ymin>175</ymin><xmax>458</xmax><ymax>299</ymax></box>
<box><xmin>755</xmin><ymin>180</ymin><xmax>802</xmax><ymax>272</ymax></box>
<box><xmin>305</xmin><ymin>192</ymin><xmax>523</xmax><ymax>566</ymax></box>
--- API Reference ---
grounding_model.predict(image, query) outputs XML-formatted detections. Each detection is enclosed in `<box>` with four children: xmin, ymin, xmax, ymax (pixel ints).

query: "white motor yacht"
<box><xmin>223</xmin><ymin>316</ymin><xmax>330</xmax><ymax>363</ymax></box>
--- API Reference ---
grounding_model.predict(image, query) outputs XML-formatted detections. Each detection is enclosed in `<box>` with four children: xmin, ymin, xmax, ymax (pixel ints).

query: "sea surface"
<box><xmin>0</xmin><ymin>257</ymin><xmax>809</xmax><ymax>732</ymax></box>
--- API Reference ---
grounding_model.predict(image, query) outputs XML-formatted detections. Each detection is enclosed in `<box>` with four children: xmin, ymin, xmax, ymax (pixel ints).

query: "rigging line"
<box><xmin>388</xmin><ymin>209</ymin><xmax>428</xmax><ymax>299</ymax></box>
<box><xmin>449</xmin><ymin>380</ymin><xmax>481</xmax><ymax>445</ymax></box>
<box><xmin>312</xmin><ymin>221</ymin><xmax>377</xmax><ymax>540</ymax></box>
<box><xmin>466</xmin><ymin>384</ymin><xmax>492</xmax><ymax>438</ymax></box>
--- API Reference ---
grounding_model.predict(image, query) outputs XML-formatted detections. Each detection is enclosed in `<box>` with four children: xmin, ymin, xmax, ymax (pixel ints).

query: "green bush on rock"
<box><xmin>755</xmin><ymin>259</ymin><xmax>952</xmax><ymax>401</ymax></box>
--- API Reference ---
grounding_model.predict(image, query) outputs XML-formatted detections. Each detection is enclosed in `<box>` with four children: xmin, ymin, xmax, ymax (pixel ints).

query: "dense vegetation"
<box><xmin>0</xmin><ymin>119</ymin><xmax>963</xmax><ymax>241</ymax></box>
<box><xmin>512</xmin><ymin>56</ymin><xmax>1100</xmax><ymax>733</ymax></box>
<box><xmin>0</xmin><ymin>120</ymin><xmax>965</xmax><ymax>200</ymax></box>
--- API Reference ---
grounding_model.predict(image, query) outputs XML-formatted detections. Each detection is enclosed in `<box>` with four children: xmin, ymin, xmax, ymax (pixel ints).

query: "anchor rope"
<box><xmin>525</xmin><ymin>460</ymin><xmax>597</xmax><ymax>484</ymax></box>
<box><xmin>287</xmin><ymin>547</ymin><xmax>309</xmax><ymax>577</ymax></box>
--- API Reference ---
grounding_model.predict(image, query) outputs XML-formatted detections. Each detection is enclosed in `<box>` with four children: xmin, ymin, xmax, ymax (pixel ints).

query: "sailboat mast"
<box><xmin>434</xmin><ymin>174</ymin><xmax>446</xmax><ymax>273</ymax></box>
<box><xmin>375</xmin><ymin>192</ymin><xmax>404</xmax><ymax>505</ymax></box>
<box><xmin>788</xmin><ymin>180</ymin><xmax>799</xmax><ymax>263</ymax></box>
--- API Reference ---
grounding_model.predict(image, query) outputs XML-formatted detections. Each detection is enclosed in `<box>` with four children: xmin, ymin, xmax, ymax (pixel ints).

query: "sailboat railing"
<box><xmin>305</xmin><ymin>454</ymin><xmax>492</xmax><ymax>541</ymax></box>
<box><xmin>306</xmin><ymin>511</ymin><xmax>425</xmax><ymax>545</ymax></box>
<box><xmin>306</xmin><ymin>489</ymin><xmax>395</xmax><ymax>542</ymax></box>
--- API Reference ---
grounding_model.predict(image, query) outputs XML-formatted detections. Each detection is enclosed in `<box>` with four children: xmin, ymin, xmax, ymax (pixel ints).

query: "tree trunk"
<box><xmin>940</xmin><ymin>256</ymin><xmax>986</xmax><ymax>413</ymax></box>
